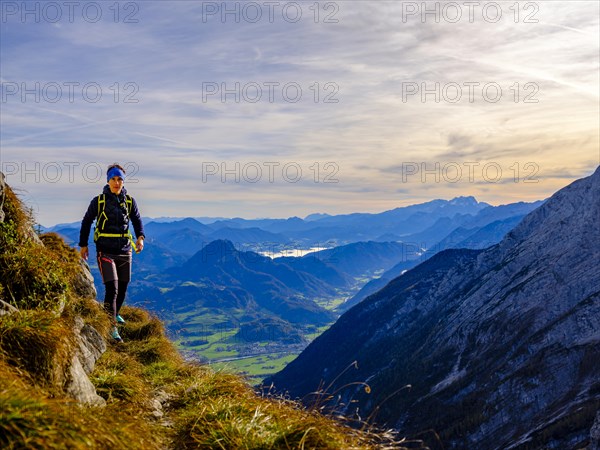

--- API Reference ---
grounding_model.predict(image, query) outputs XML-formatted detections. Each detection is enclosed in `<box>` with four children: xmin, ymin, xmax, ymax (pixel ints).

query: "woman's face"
<box><xmin>108</xmin><ymin>176</ymin><xmax>124</xmax><ymax>194</ymax></box>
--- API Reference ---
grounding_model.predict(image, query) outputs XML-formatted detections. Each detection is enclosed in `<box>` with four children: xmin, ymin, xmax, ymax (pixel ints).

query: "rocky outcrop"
<box><xmin>0</xmin><ymin>299</ymin><xmax>18</xmax><ymax>316</ymax></box>
<box><xmin>66</xmin><ymin>355</ymin><xmax>105</xmax><ymax>406</ymax></box>
<box><xmin>77</xmin><ymin>317</ymin><xmax>106</xmax><ymax>374</ymax></box>
<box><xmin>73</xmin><ymin>259</ymin><xmax>97</xmax><ymax>300</ymax></box>
<box><xmin>150</xmin><ymin>389</ymin><xmax>172</xmax><ymax>421</ymax></box>
<box><xmin>268</xmin><ymin>166</ymin><xmax>600</xmax><ymax>450</ymax></box>
<box><xmin>65</xmin><ymin>317</ymin><xmax>107</xmax><ymax>406</ymax></box>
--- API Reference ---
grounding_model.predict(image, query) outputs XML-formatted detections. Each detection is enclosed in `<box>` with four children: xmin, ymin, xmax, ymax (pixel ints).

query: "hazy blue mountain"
<box><xmin>340</xmin><ymin>259</ymin><xmax>419</xmax><ymax>312</ymax></box>
<box><xmin>275</xmin><ymin>255</ymin><xmax>352</xmax><ymax>289</ymax></box>
<box><xmin>169</xmin><ymin>240</ymin><xmax>335</xmax><ymax>325</ymax></box>
<box><xmin>132</xmin><ymin>239</ymin><xmax>189</xmax><ymax>274</ymax></box>
<box><xmin>202</xmin><ymin>218</ymin><xmax>250</xmax><ymax>230</ymax></box>
<box><xmin>373</xmin><ymin>232</ymin><xmax>404</xmax><ymax>242</ymax></box>
<box><xmin>439</xmin><ymin>215</ymin><xmax>525</xmax><ymax>250</ymax></box>
<box><xmin>468</xmin><ymin>200</ymin><xmax>545</xmax><ymax>228</ymax></box>
<box><xmin>304</xmin><ymin>213</ymin><xmax>331</xmax><ymax>221</ymax></box>
<box><xmin>145</xmin><ymin>217</ymin><xmax>214</xmax><ymax>236</ymax></box>
<box><xmin>341</xmin><ymin>201</ymin><xmax>543</xmax><ymax>310</ymax></box>
<box><xmin>51</xmin><ymin>227</ymin><xmax>80</xmax><ymax>246</ymax></box>
<box><xmin>315</xmin><ymin>196</ymin><xmax>487</xmax><ymax>228</ymax></box>
<box><xmin>276</xmin><ymin>241</ymin><xmax>428</xmax><ymax>298</ymax></box>
<box><xmin>149</xmin><ymin>228</ymin><xmax>208</xmax><ymax>256</ymax></box>
<box><xmin>42</xmin><ymin>221</ymin><xmax>79</xmax><ymax>231</ymax></box>
<box><xmin>265</xmin><ymin>167</ymin><xmax>600</xmax><ymax>450</ymax></box>
<box><xmin>302</xmin><ymin>241</ymin><xmax>415</xmax><ymax>279</ymax></box>
<box><xmin>52</xmin><ymin>196</ymin><xmax>501</xmax><ymax>252</ymax></box>
<box><xmin>291</xmin><ymin>226</ymin><xmax>358</xmax><ymax>246</ymax></box>
<box><xmin>398</xmin><ymin>214</ymin><xmax>473</xmax><ymax>247</ymax></box>
<box><xmin>206</xmin><ymin>227</ymin><xmax>290</xmax><ymax>245</ymax></box>
<box><xmin>399</xmin><ymin>201</ymin><xmax>543</xmax><ymax>249</ymax></box>
<box><xmin>208</xmin><ymin>217</ymin><xmax>305</xmax><ymax>232</ymax></box>
<box><xmin>179</xmin><ymin>197</ymin><xmax>492</xmax><ymax>245</ymax></box>
<box><xmin>43</xmin><ymin>217</ymin><xmax>157</xmax><ymax>232</ymax></box>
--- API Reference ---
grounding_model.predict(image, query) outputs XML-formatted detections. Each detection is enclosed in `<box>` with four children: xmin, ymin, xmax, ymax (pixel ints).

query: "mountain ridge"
<box><xmin>42</xmin><ymin>195</ymin><xmax>491</xmax><ymax>230</ymax></box>
<box><xmin>266</xmin><ymin>166</ymin><xmax>600</xmax><ymax>449</ymax></box>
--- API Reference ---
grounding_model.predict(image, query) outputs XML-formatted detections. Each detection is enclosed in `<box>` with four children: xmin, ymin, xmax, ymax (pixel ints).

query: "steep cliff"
<box><xmin>267</xmin><ymin>167</ymin><xmax>600</xmax><ymax>449</ymax></box>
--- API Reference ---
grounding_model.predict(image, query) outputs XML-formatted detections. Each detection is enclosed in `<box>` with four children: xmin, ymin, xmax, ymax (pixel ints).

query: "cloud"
<box><xmin>1</xmin><ymin>1</ymin><xmax>598</xmax><ymax>225</ymax></box>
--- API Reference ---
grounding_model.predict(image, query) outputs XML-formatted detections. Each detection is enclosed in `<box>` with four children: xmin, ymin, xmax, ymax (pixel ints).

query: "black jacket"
<box><xmin>79</xmin><ymin>185</ymin><xmax>145</xmax><ymax>255</ymax></box>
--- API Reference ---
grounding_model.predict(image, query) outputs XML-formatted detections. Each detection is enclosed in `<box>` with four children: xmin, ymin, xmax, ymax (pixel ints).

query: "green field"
<box><xmin>170</xmin><ymin>313</ymin><xmax>334</xmax><ymax>381</ymax></box>
<box><xmin>164</xmin><ymin>272</ymin><xmax>386</xmax><ymax>380</ymax></box>
<box><xmin>211</xmin><ymin>353</ymin><xmax>299</xmax><ymax>382</ymax></box>
<box><xmin>314</xmin><ymin>293</ymin><xmax>349</xmax><ymax>310</ymax></box>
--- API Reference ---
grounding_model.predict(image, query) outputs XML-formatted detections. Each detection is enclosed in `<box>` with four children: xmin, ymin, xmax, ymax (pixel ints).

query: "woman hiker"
<box><xmin>79</xmin><ymin>163</ymin><xmax>145</xmax><ymax>342</ymax></box>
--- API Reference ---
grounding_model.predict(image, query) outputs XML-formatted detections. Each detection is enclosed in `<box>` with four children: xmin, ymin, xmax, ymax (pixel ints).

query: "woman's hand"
<box><xmin>80</xmin><ymin>246</ymin><xmax>89</xmax><ymax>260</ymax></box>
<box><xmin>136</xmin><ymin>237</ymin><xmax>145</xmax><ymax>253</ymax></box>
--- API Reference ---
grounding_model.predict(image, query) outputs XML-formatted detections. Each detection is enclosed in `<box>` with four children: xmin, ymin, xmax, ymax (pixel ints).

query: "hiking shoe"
<box><xmin>116</xmin><ymin>314</ymin><xmax>126</xmax><ymax>324</ymax></box>
<box><xmin>111</xmin><ymin>327</ymin><xmax>123</xmax><ymax>343</ymax></box>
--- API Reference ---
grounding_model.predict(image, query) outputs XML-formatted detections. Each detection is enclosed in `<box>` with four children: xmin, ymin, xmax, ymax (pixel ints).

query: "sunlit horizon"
<box><xmin>1</xmin><ymin>1</ymin><xmax>598</xmax><ymax>226</ymax></box>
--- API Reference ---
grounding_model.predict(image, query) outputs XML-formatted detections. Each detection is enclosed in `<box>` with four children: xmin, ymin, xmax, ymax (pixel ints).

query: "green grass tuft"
<box><xmin>0</xmin><ymin>310</ymin><xmax>73</xmax><ymax>388</ymax></box>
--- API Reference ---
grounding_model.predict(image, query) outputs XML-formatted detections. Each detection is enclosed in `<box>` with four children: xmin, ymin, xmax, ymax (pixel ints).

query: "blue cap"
<box><xmin>107</xmin><ymin>166</ymin><xmax>125</xmax><ymax>182</ymax></box>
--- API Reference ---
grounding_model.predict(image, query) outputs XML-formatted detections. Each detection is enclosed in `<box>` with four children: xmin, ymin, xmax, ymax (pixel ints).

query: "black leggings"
<box><xmin>97</xmin><ymin>252</ymin><xmax>132</xmax><ymax>323</ymax></box>
<box><xmin>104</xmin><ymin>280</ymin><xmax>129</xmax><ymax>320</ymax></box>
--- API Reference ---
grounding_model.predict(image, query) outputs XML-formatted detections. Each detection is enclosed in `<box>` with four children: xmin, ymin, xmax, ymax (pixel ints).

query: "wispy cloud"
<box><xmin>1</xmin><ymin>1</ymin><xmax>598</xmax><ymax>225</ymax></box>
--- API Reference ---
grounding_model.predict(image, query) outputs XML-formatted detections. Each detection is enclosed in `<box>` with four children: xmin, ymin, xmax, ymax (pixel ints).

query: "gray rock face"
<box><xmin>0</xmin><ymin>298</ymin><xmax>18</xmax><ymax>316</ymax></box>
<box><xmin>150</xmin><ymin>389</ymin><xmax>172</xmax><ymax>420</ymax></box>
<box><xmin>64</xmin><ymin>317</ymin><xmax>106</xmax><ymax>406</ymax></box>
<box><xmin>76</xmin><ymin>316</ymin><xmax>106</xmax><ymax>374</ymax></box>
<box><xmin>73</xmin><ymin>259</ymin><xmax>97</xmax><ymax>300</ymax></box>
<box><xmin>269</xmin><ymin>166</ymin><xmax>600</xmax><ymax>450</ymax></box>
<box><xmin>65</xmin><ymin>354</ymin><xmax>106</xmax><ymax>407</ymax></box>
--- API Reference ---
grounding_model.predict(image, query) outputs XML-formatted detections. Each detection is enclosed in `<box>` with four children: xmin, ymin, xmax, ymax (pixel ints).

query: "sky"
<box><xmin>1</xmin><ymin>1</ymin><xmax>599</xmax><ymax>226</ymax></box>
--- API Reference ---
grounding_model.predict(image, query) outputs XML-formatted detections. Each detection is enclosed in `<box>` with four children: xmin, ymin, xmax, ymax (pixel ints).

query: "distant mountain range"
<box><xmin>51</xmin><ymin>195</ymin><xmax>541</xmax><ymax>267</ymax></box>
<box><xmin>45</xmin><ymin>195</ymin><xmax>494</xmax><ymax>248</ymax></box>
<box><xmin>265</xmin><ymin>167</ymin><xmax>600</xmax><ymax>449</ymax></box>
<box><xmin>52</xmin><ymin>195</ymin><xmax>543</xmax><ymax>366</ymax></box>
<box><xmin>277</xmin><ymin>241</ymin><xmax>417</xmax><ymax>289</ymax></box>
<box><xmin>128</xmin><ymin>240</ymin><xmax>424</xmax><ymax>347</ymax></box>
<box><xmin>341</xmin><ymin>199</ymin><xmax>544</xmax><ymax>311</ymax></box>
<box><xmin>175</xmin><ymin>239</ymin><xmax>334</xmax><ymax>324</ymax></box>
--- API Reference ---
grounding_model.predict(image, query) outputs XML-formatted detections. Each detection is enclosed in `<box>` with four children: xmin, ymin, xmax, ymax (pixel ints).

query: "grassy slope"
<box><xmin>0</xmin><ymin>184</ymin><xmax>418</xmax><ymax>449</ymax></box>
